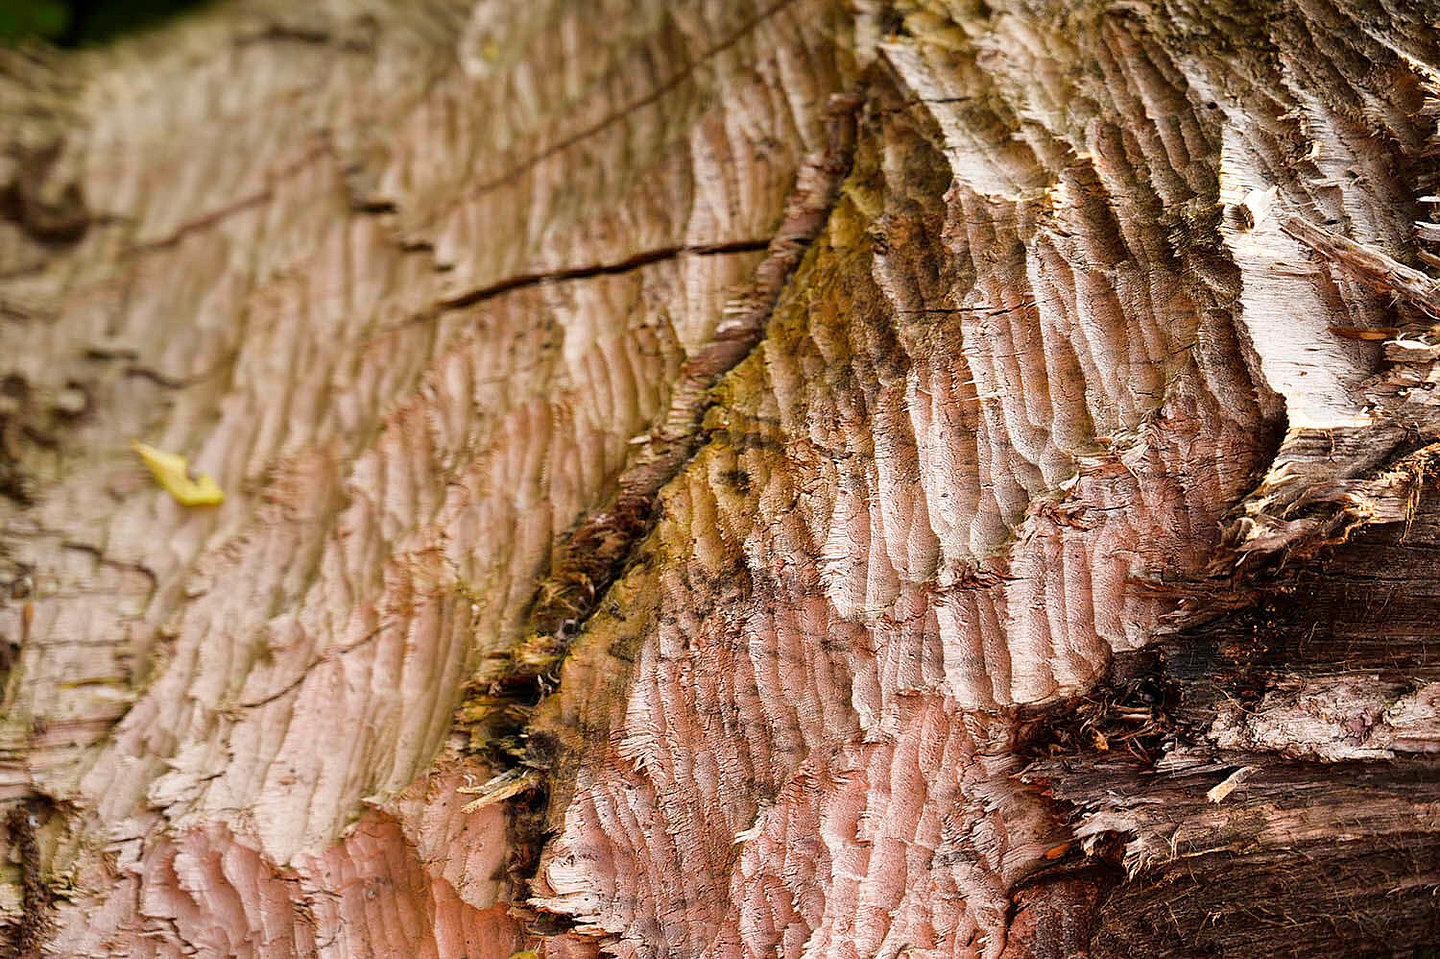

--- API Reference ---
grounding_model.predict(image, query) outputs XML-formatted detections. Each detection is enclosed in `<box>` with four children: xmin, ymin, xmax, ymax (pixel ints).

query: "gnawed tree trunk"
<box><xmin>0</xmin><ymin>0</ymin><xmax>1437</xmax><ymax>956</ymax></box>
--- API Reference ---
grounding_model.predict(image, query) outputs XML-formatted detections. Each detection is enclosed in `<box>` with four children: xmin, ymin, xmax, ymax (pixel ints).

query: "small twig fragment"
<box><xmin>1206</xmin><ymin>765</ymin><xmax>1255</xmax><ymax>804</ymax></box>
<box><xmin>457</xmin><ymin>768</ymin><xmax>542</xmax><ymax>812</ymax></box>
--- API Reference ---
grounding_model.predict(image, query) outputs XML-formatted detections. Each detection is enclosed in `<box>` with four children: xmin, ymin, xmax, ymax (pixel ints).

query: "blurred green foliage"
<box><xmin>0</xmin><ymin>1</ymin><xmax>68</xmax><ymax>42</ymax></box>
<box><xmin>0</xmin><ymin>0</ymin><xmax>210</xmax><ymax>46</ymax></box>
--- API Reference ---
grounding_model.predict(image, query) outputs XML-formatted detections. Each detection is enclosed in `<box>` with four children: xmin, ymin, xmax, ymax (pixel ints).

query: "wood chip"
<box><xmin>1206</xmin><ymin>765</ymin><xmax>1256</xmax><ymax>804</ymax></box>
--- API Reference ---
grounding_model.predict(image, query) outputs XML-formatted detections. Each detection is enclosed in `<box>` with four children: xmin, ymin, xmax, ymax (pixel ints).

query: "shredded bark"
<box><xmin>3</xmin><ymin>801</ymin><xmax>50</xmax><ymax>959</ymax></box>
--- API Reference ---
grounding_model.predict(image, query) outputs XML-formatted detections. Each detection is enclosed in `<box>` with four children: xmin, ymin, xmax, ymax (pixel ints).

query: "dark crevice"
<box><xmin>436</xmin><ymin>239</ymin><xmax>774</xmax><ymax>312</ymax></box>
<box><xmin>1</xmin><ymin>796</ymin><xmax>56</xmax><ymax>959</ymax></box>
<box><xmin>446</xmin><ymin>87</ymin><xmax>866</xmax><ymax>930</ymax></box>
<box><xmin>0</xmin><ymin>143</ymin><xmax>88</xmax><ymax>247</ymax></box>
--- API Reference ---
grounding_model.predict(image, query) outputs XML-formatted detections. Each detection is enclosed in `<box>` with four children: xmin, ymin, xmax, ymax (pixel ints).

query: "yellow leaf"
<box><xmin>131</xmin><ymin>441</ymin><xmax>224</xmax><ymax>506</ymax></box>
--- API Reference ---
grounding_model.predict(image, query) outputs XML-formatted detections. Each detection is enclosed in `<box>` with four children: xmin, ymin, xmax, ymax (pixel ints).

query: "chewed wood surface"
<box><xmin>0</xmin><ymin>0</ymin><xmax>1437</xmax><ymax>956</ymax></box>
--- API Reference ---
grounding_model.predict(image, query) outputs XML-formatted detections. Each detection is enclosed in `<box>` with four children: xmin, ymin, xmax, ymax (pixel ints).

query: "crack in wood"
<box><xmin>124</xmin><ymin>138</ymin><xmax>334</xmax><ymax>253</ymax></box>
<box><xmin>434</xmin><ymin>239</ymin><xmax>773</xmax><ymax>312</ymax></box>
<box><xmin>436</xmin><ymin>0</ymin><xmax>806</xmax><ymax>211</ymax></box>
<box><xmin>447</xmin><ymin>84</ymin><xmax>865</xmax><ymax>922</ymax></box>
<box><xmin>470</xmin><ymin>87</ymin><xmax>861</xmax><ymax>716</ymax></box>
<box><xmin>233</xmin><ymin>627</ymin><xmax>386</xmax><ymax>711</ymax></box>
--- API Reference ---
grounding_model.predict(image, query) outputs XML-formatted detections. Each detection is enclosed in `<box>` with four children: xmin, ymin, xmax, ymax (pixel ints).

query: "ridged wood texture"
<box><xmin>0</xmin><ymin>0</ymin><xmax>1435</xmax><ymax>956</ymax></box>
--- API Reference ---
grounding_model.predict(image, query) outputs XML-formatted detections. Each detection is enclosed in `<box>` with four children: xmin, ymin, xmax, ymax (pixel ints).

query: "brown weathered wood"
<box><xmin>0</xmin><ymin>0</ymin><xmax>1436</xmax><ymax>956</ymax></box>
